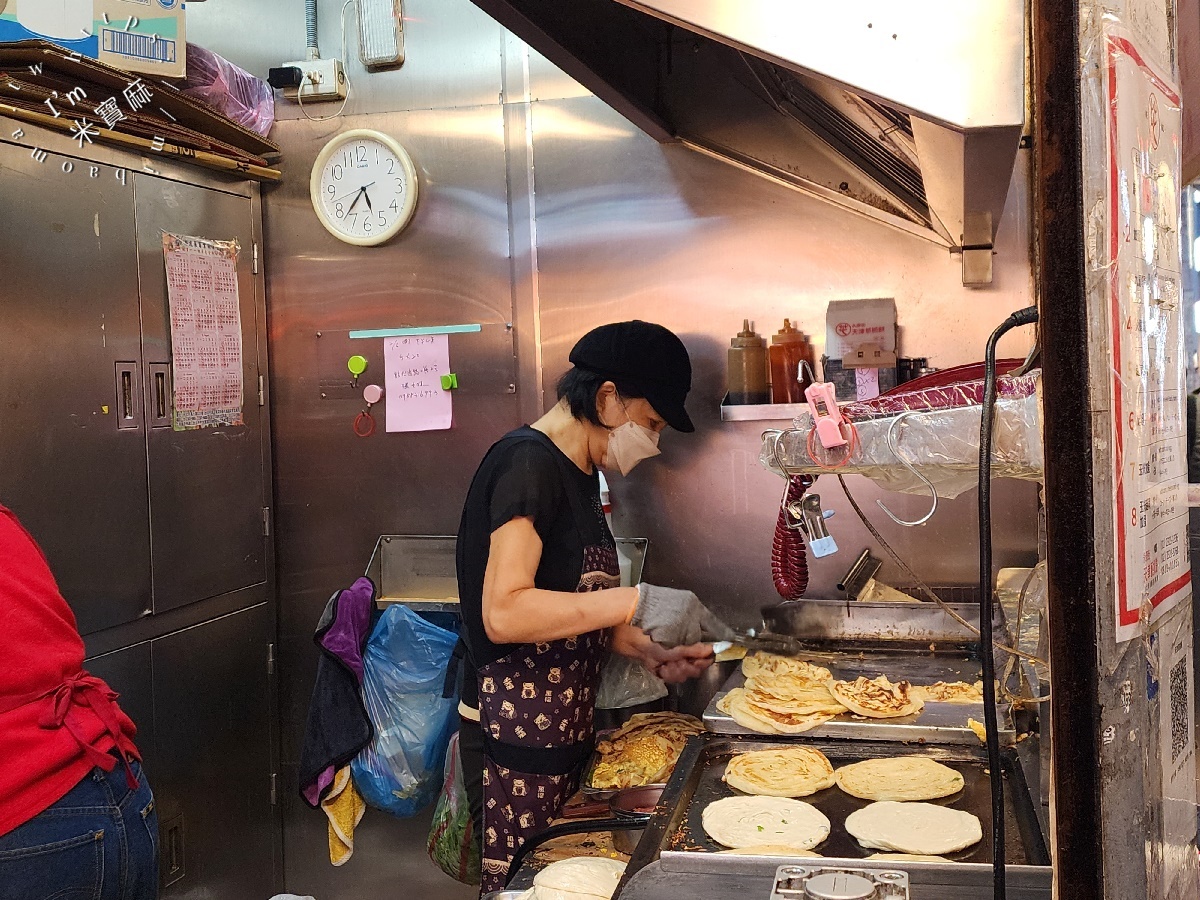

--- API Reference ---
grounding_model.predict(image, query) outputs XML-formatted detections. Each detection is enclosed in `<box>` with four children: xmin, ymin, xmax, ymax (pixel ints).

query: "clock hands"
<box><xmin>332</xmin><ymin>182</ymin><xmax>369</xmax><ymax>205</ymax></box>
<box><xmin>335</xmin><ymin>182</ymin><xmax>377</xmax><ymax>212</ymax></box>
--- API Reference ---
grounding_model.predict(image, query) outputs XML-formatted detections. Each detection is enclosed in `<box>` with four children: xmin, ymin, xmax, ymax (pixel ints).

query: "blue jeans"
<box><xmin>0</xmin><ymin>759</ymin><xmax>158</xmax><ymax>900</ymax></box>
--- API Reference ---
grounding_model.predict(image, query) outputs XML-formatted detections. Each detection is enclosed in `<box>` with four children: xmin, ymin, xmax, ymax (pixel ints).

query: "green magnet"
<box><xmin>440</xmin><ymin>373</ymin><xmax>459</xmax><ymax>390</ymax></box>
<box><xmin>347</xmin><ymin>355</ymin><xmax>368</xmax><ymax>377</ymax></box>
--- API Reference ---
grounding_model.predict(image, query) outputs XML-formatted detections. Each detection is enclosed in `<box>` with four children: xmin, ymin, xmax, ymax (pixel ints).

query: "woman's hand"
<box><xmin>610</xmin><ymin>624</ymin><xmax>714</xmax><ymax>683</ymax></box>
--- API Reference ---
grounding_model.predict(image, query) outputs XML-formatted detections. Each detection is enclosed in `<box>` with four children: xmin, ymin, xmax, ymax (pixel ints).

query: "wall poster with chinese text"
<box><xmin>162</xmin><ymin>233</ymin><xmax>245</xmax><ymax>430</ymax></box>
<box><xmin>1104</xmin><ymin>31</ymin><xmax>1191</xmax><ymax>642</ymax></box>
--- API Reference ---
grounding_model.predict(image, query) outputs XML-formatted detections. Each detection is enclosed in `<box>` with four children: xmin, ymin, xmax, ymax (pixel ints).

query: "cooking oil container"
<box><xmin>726</xmin><ymin>319</ymin><xmax>770</xmax><ymax>405</ymax></box>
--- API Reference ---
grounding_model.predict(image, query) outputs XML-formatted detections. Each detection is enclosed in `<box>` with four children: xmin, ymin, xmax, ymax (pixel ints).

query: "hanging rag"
<box><xmin>299</xmin><ymin>576</ymin><xmax>377</xmax><ymax>808</ymax></box>
<box><xmin>322</xmin><ymin>765</ymin><xmax>366</xmax><ymax>866</ymax></box>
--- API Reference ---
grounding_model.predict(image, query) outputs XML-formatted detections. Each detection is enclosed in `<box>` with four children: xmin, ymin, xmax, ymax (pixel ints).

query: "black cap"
<box><xmin>569</xmin><ymin>320</ymin><xmax>695</xmax><ymax>433</ymax></box>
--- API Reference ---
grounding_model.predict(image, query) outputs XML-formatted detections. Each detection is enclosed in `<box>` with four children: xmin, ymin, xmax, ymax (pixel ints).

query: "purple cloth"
<box><xmin>298</xmin><ymin>576</ymin><xmax>377</xmax><ymax>808</ymax></box>
<box><xmin>302</xmin><ymin>764</ymin><xmax>337</xmax><ymax>808</ymax></box>
<box><xmin>320</xmin><ymin>576</ymin><xmax>375</xmax><ymax>682</ymax></box>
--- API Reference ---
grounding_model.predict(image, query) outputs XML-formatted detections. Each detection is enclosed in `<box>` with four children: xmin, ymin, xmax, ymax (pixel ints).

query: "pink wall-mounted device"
<box><xmin>804</xmin><ymin>381</ymin><xmax>848</xmax><ymax>449</ymax></box>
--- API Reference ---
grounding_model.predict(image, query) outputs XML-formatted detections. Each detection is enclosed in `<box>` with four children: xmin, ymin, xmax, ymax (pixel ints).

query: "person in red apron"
<box><xmin>455</xmin><ymin>321</ymin><xmax>735</xmax><ymax>893</ymax></box>
<box><xmin>0</xmin><ymin>504</ymin><xmax>157</xmax><ymax>900</ymax></box>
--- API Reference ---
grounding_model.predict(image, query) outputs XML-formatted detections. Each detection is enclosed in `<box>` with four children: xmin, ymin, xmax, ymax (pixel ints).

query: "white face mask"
<box><xmin>603</xmin><ymin>401</ymin><xmax>661</xmax><ymax>475</ymax></box>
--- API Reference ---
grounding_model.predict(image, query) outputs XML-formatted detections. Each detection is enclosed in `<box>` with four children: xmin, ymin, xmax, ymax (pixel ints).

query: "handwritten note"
<box><xmin>854</xmin><ymin>367</ymin><xmax>880</xmax><ymax>401</ymax></box>
<box><xmin>384</xmin><ymin>334</ymin><xmax>453</xmax><ymax>432</ymax></box>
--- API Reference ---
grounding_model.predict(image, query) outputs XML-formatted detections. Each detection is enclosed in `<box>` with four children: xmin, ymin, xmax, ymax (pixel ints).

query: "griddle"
<box><xmin>655</xmin><ymin>735</ymin><xmax>1045</xmax><ymax>864</ymax></box>
<box><xmin>614</xmin><ymin>733</ymin><xmax>1050</xmax><ymax>900</ymax></box>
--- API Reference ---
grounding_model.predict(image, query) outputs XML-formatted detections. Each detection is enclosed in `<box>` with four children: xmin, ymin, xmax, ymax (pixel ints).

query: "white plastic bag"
<box><xmin>596</xmin><ymin>653</ymin><xmax>668</xmax><ymax>709</ymax></box>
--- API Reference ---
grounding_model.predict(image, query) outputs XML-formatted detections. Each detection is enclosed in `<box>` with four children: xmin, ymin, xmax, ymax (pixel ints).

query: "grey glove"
<box><xmin>631</xmin><ymin>583</ymin><xmax>737</xmax><ymax>648</ymax></box>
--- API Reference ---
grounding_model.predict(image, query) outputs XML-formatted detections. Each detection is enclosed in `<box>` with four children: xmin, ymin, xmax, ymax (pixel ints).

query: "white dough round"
<box><xmin>834</xmin><ymin>756</ymin><xmax>964</xmax><ymax>801</ymax></box>
<box><xmin>702</xmin><ymin>796</ymin><xmax>830</xmax><ymax>850</ymax></box>
<box><xmin>845</xmin><ymin>801</ymin><xmax>982</xmax><ymax>855</ymax></box>
<box><xmin>530</xmin><ymin>856</ymin><xmax>627</xmax><ymax>899</ymax></box>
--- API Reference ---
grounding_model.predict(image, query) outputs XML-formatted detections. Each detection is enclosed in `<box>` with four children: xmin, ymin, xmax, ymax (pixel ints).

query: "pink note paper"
<box><xmin>384</xmin><ymin>334</ymin><xmax>453</xmax><ymax>432</ymax></box>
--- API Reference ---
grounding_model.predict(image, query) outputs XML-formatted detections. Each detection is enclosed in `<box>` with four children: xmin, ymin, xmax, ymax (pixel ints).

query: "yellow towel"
<box><xmin>322</xmin><ymin>766</ymin><xmax>366</xmax><ymax>866</ymax></box>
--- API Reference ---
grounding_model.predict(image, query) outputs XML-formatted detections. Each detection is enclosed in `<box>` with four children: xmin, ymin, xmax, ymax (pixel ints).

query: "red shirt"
<box><xmin>0</xmin><ymin>505</ymin><xmax>139</xmax><ymax>837</ymax></box>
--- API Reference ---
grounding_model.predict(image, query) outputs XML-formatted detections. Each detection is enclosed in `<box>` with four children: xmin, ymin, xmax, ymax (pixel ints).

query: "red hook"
<box><xmin>353</xmin><ymin>410</ymin><xmax>376</xmax><ymax>437</ymax></box>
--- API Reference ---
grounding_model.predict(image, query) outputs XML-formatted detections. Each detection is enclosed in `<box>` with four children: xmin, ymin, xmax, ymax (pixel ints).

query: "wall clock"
<box><xmin>310</xmin><ymin>128</ymin><xmax>418</xmax><ymax>246</ymax></box>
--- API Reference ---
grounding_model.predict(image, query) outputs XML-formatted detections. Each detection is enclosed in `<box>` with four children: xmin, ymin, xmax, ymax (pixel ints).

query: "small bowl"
<box><xmin>609</xmin><ymin>784</ymin><xmax>666</xmax><ymax>818</ymax></box>
<box><xmin>608</xmin><ymin>784</ymin><xmax>666</xmax><ymax>855</ymax></box>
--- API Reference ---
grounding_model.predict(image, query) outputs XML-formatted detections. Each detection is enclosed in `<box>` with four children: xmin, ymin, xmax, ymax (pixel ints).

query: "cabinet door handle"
<box><xmin>115</xmin><ymin>362</ymin><xmax>140</xmax><ymax>430</ymax></box>
<box><xmin>148</xmin><ymin>363</ymin><xmax>172</xmax><ymax>428</ymax></box>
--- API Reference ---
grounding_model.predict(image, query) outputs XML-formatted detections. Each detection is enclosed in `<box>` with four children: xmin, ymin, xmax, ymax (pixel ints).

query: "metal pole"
<box><xmin>1031</xmin><ymin>0</ymin><xmax>1104</xmax><ymax>896</ymax></box>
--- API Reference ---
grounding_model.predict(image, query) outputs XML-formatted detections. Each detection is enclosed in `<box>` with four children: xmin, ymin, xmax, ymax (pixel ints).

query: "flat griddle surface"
<box><xmin>657</xmin><ymin>735</ymin><xmax>1047</xmax><ymax>867</ymax></box>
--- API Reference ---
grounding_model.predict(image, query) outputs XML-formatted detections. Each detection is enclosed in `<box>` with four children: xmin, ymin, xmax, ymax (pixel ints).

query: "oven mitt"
<box><xmin>632</xmin><ymin>583</ymin><xmax>737</xmax><ymax>648</ymax></box>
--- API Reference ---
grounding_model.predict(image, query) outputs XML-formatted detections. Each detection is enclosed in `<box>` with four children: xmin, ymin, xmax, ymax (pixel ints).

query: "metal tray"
<box><xmin>614</xmin><ymin>734</ymin><xmax>1050</xmax><ymax>900</ymax></box>
<box><xmin>703</xmin><ymin>649</ymin><xmax>1016</xmax><ymax>745</ymax></box>
<box><xmin>580</xmin><ymin>728</ymin><xmax>618</xmax><ymax>798</ymax></box>
<box><xmin>761</xmin><ymin>596</ymin><xmax>996</xmax><ymax>644</ymax></box>
<box><xmin>581</xmin><ymin>717</ymin><xmax>703</xmax><ymax>798</ymax></box>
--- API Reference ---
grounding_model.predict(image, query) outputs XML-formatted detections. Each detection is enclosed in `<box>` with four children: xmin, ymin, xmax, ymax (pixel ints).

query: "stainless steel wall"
<box><xmin>188</xmin><ymin>3</ymin><xmax>1039</xmax><ymax>897</ymax></box>
<box><xmin>523</xmin><ymin>89</ymin><xmax>1040</xmax><ymax>609</ymax></box>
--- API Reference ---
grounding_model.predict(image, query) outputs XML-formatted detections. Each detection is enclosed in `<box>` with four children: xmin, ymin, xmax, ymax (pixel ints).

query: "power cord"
<box><xmin>835</xmin><ymin>475</ymin><xmax>1045</xmax><ymax>668</ymax></box>
<box><xmin>979</xmin><ymin>305</ymin><xmax>1039</xmax><ymax>900</ymax></box>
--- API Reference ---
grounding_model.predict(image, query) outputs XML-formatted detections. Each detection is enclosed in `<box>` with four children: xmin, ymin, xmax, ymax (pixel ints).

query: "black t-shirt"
<box><xmin>456</xmin><ymin>427</ymin><xmax>612</xmax><ymax>707</ymax></box>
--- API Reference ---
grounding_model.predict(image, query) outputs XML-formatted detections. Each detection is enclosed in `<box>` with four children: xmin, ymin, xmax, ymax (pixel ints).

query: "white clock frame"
<box><xmin>309</xmin><ymin>128</ymin><xmax>419</xmax><ymax>247</ymax></box>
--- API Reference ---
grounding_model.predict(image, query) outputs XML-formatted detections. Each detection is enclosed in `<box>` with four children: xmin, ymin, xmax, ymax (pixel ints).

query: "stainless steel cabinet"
<box><xmin>0</xmin><ymin>139</ymin><xmax>269</xmax><ymax>632</ymax></box>
<box><xmin>86</xmin><ymin>604</ymin><xmax>278</xmax><ymax>899</ymax></box>
<box><xmin>2</xmin><ymin>130</ymin><xmax>278</xmax><ymax>898</ymax></box>
<box><xmin>0</xmin><ymin>153</ymin><xmax>153</xmax><ymax>634</ymax></box>
<box><xmin>133</xmin><ymin>177</ymin><xmax>268</xmax><ymax>614</ymax></box>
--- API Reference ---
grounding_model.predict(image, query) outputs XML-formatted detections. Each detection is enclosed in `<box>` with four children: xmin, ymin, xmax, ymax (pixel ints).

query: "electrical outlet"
<box><xmin>278</xmin><ymin>58</ymin><xmax>347</xmax><ymax>103</ymax></box>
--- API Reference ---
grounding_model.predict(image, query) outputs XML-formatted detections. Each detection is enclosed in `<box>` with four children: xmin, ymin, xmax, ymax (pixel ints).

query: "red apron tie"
<box><xmin>39</xmin><ymin>672</ymin><xmax>138</xmax><ymax>790</ymax></box>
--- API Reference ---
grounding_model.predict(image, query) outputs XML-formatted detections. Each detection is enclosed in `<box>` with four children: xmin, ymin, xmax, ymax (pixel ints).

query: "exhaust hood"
<box><xmin>471</xmin><ymin>0</ymin><xmax>1026</xmax><ymax>285</ymax></box>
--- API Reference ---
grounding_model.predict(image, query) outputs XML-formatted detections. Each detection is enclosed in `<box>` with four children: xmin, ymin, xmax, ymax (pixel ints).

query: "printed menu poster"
<box><xmin>1104</xmin><ymin>32</ymin><xmax>1190</xmax><ymax>642</ymax></box>
<box><xmin>162</xmin><ymin>234</ymin><xmax>244</xmax><ymax>430</ymax></box>
<box><xmin>384</xmin><ymin>334</ymin><xmax>453</xmax><ymax>432</ymax></box>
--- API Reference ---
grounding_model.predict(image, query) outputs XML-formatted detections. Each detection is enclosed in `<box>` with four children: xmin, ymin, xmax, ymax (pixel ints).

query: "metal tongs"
<box><xmin>720</xmin><ymin>627</ymin><xmax>806</xmax><ymax>657</ymax></box>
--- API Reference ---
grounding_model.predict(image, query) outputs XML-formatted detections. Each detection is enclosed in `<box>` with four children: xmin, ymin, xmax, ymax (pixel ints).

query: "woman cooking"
<box><xmin>456</xmin><ymin>320</ymin><xmax>735</xmax><ymax>893</ymax></box>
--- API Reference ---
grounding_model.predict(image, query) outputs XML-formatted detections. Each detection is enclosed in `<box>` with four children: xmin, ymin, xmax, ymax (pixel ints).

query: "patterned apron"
<box><xmin>477</xmin><ymin>548</ymin><xmax>620</xmax><ymax>892</ymax></box>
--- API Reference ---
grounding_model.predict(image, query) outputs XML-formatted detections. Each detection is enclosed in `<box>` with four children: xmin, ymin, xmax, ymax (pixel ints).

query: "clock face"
<box><xmin>310</xmin><ymin>129</ymin><xmax>418</xmax><ymax>246</ymax></box>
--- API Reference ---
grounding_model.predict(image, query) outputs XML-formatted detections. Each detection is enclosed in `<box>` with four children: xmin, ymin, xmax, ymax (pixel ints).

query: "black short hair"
<box><xmin>555</xmin><ymin>367</ymin><xmax>646</xmax><ymax>428</ymax></box>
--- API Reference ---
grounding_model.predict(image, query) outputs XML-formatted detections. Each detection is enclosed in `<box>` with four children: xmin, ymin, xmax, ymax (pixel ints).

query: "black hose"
<box><xmin>979</xmin><ymin>305</ymin><xmax>1039</xmax><ymax>900</ymax></box>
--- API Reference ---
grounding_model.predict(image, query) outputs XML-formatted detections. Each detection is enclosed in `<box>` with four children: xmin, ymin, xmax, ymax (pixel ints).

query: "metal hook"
<box><xmin>763</xmin><ymin>429</ymin><xmax>810</xmax><ymax>529</ymax></box>
<box><xmin>797</xmin><ymin>359</ymin><xmax>817</xmax><ymax>387</ymax></box>
<box><xmin>764</xmin><ymin>429</ymin><xmax>796</xmax><ymax>480</ymax></box>
<box><xmin>874</xmin><ymin>413</ymin><xmax>939</xmax><ymax>527</ymax></box>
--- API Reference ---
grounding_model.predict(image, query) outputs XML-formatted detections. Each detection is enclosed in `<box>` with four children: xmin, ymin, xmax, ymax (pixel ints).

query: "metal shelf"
<box><xmin>719</xmin><ymin>399</ymin><xmax>808</xmax><ymax>421</ymax></box>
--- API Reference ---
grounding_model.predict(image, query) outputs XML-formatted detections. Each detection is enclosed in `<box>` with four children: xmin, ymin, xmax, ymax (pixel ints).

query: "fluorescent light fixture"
<box><xmin>357</xmin><ymin>0</ymin><xmax>404</xmax><ymax>68</ymax></box>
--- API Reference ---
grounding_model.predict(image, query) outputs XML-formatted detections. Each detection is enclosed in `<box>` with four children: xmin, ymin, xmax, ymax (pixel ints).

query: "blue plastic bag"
<box><xmin>351</xmin><ymin>605</ymin><xmax>458</xmax><ymax>818</ymax></box>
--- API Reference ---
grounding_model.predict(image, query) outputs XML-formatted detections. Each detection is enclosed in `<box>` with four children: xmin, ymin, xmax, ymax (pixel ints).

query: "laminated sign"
<box><xmin>1103</xmin><ymin>31</ymin><xmax>1191</xmax><ymax>642</ymax></box>
<box><xmin>162</xmin><ymin>234</ymin><xmax>245</xmax><ymax>430</ymax></box>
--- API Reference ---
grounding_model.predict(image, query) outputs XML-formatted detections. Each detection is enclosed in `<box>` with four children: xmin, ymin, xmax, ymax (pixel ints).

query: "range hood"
<box><xmin>471</xmin><ymin>0</ymin><xmax>1026</xmax><ymax>285</ymax></box>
